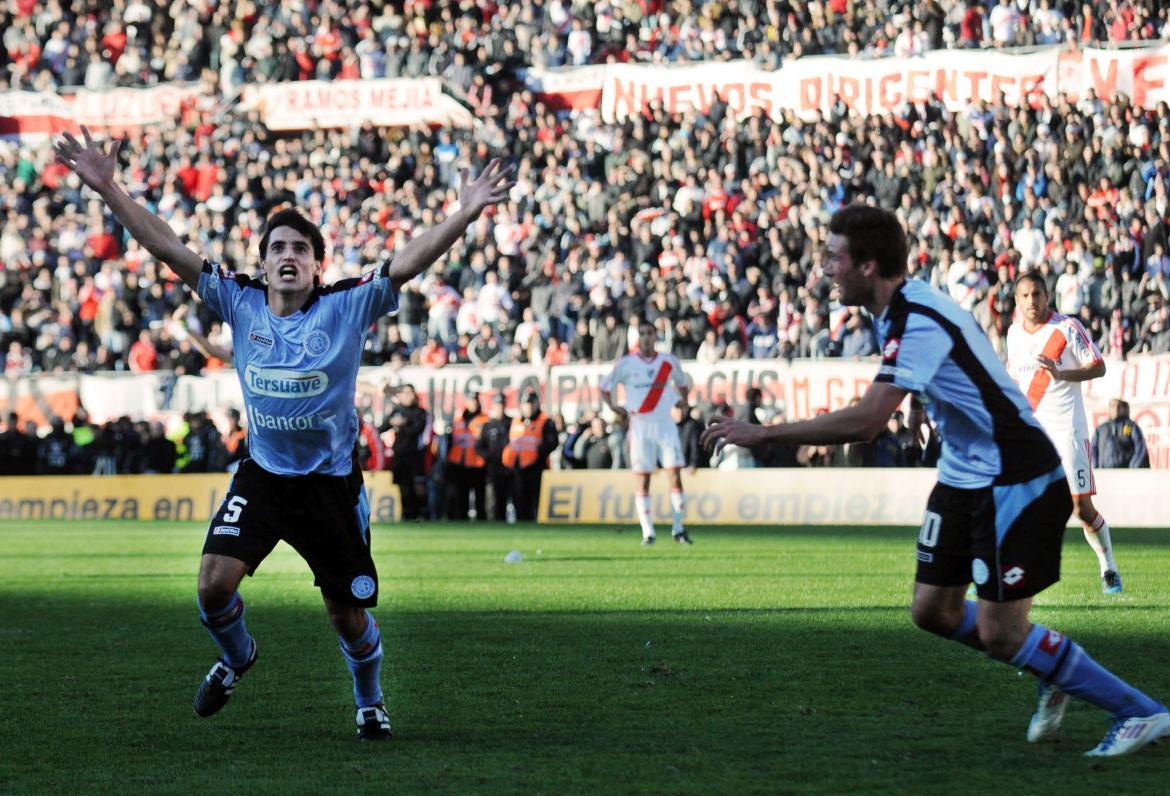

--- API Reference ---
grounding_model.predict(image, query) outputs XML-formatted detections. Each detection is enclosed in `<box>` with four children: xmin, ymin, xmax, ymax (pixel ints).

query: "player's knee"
<box><xmin>197</xmin><ymin>560</ymin><xmax>242</xmax><ymax>610</ymax></box>
<box><xmin>197</xmin><ymin>576</ymin><xmax>235</xmax><ymax>612</ymax></box>
<box><xmin>976</xmin><ymin>622</ymin><xmax>1026</xmax><ymax>661</ymax></box>
<box><xmin>909</xmin><ymin>601</ymin><xmax>957</xmax><ymax>637</ymax></box>
<box><xmin>328</xmin><ymin>603</ymin><xmax>367</xmax><ymax>639</ymax></box>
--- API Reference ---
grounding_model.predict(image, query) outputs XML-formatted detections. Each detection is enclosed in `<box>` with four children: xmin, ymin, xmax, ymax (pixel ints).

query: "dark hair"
<box><xmin>258</xmin><ymin>209</ymin><xmax>325</xmax><ymax>263</ymax></box>
<box><xmin>1013</xmin><ymin>270</ymin><xmax>1047</xmax><ymax>295</ymax></box>
<box><xmin>827</xmin><ymin>204</ymin><xmax>908</xmax><ymax>279</ymax></box>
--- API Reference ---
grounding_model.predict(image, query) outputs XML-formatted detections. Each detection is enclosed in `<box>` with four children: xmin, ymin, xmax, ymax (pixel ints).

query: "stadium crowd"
<box><xmin>4</xmin><ymin>1</ymin><xmax>1170</xmax><ymax>381</ymax></box>
<box><xmin>2</xmin><ymin>1</ymin><xmax>1170</xmax><ymax>496</ymax></box>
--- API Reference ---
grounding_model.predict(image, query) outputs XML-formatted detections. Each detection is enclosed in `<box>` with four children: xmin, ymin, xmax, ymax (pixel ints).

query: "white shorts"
<box><xmin>1053</xmin><ymin>427</ymin><xmax>1095</xmax><ymax>497</ymax></box>
<box><xmin>628</xmin><ymin>417</ymin><xmax>684</xmax><ymax>473</ymax></box>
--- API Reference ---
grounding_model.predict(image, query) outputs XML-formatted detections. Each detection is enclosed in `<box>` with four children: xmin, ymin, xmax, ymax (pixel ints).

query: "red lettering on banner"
<box><xmin>965</xmin><ymin>71</ymin><xmax>988</xmax><ymax>98</ymax></box>
<box><xmin>801</xmin><ymin>78</ymin><xmax>821</xmax><ymax>111</ymax></box>
<box><xmin>612</xmin><ymin>79</ymin><xmax>637</xmax><ymax>118</ymax></box>
<box><xmin>879</xmin><ymin>74</ymin><xmax>901</xmax><ymax>109</ymax></box>
<box><xmin>936</xmin><ymin>69</ymin><xmax>959</xmax><ymax>103</ymax></box>
<box><xmin>694</xmin><ymin>83</ymin><xmax>710</xmax><ymax>111</ymax></box>
<box><xmin>1020</xmin><ymin>74</ymin><xmax>1046</xmax><ymax>105</ymax></box>
<box><xmin>723</xmin><ymin>82</ymin><xmax>745</xmax><ymax>111</ymax></box>
<box><xmin>825</xmin><ymin>377</ymin><xmax>844</xmax><ymax>409</ymax></box>
<box><xmin>667</xmin><ymin>83</ymin><xmax>690</xmax><ymax>113</ymax></box>
<box><xmin>1155</xmin><ymin>359</ymin><xmax>1170</xmax><ymax>396</ymax></box>
<box><xmin>792</xmin><ymin>376</ymin><xmax>810</xmax><ymax>418</ymax></box>
<box><xmin>907</xmin><ymin>70</ymin><xmax>930</xmax><ymax>103</ymax></box>
<box><xmin>989</xmin><ymin>73</ymin><xmax>1014</xmax><ymax>101</ymax></box>
<box><xmin>1119</xmin><ymin>362</ymin><xmax>1140</xmax><ymax>398</ymax></box>
<box><xmin>839</xmin><ymin>76</ymin><xmax>860</xmax><ymax>108</ymax></box>
<box><xmin>1133</xmin><ymin>55</ymin><xmax>1168</xmax><ymax>108</ymax></box>
<box><xmin>749</xmin><ymin>83</ymin><xmax>773</xmax><ymax>116</ymax></box>
<box><xmin>1090</xmin><ymin>57</ymin><xmax>1118</xmax><ymax>101</ymax></box>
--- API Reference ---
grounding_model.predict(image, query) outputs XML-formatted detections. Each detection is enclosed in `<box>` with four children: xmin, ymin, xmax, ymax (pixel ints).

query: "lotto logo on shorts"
<box><xmin>212</xmin><ymin>526</ymin><xmax>240</xmax><ymax>536</ymax></box>
<box><xmin>351</xmin><ymin>575</ymin><xmax>376</xmax><ymax>599</ymax></box>
<box><xmin>1002</xmin><ymin>566</ymin><xmax>1026</xmax><ymax>586</ymax></box>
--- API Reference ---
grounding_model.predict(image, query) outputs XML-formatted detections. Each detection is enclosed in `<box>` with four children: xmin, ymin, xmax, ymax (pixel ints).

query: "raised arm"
<box><xmin>387</xmin><ymin>159</ymin><xmax>515</xmax><ymax>290</ymax></box>
<box><xmin>53</xmin><ymin>127</ymin><xmax>204</xmax><ymax>291</ymax></box>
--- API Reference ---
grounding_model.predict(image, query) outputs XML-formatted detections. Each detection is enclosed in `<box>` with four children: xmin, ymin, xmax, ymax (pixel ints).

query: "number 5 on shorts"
<box><xmin>918</xmin><ymin>510</ymin><xmax>941</xmax><ymax>548</ymax></box>
<box><xmin>222</xmin><ymin>495</ymin><xmax>248</xmax><ymax>523</ymax></box>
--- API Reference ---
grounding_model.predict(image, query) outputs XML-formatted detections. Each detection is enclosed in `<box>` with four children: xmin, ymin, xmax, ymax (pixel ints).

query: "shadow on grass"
<box><xmin>2</xmin><ymin>592</ymin><xmax>1168</xmax><ymax>794</ymax></box>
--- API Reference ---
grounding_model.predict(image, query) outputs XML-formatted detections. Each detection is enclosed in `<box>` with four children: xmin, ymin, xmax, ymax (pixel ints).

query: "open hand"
<box><xmin>700</xmin><ymin>415</ymin><xmax>769</xmax><ymax>452</ymax></box>
<box><xmin>53</xmin><ymin>125</ymin><xmax>122</xmax><ymax>192</ymax></box>
<box><xmin>458</xmin><ymin>158</ymin><xmax>516</xmax><ymax>217</ymax></box>
<box><xmin>1035</xmin><ymin>354</ymin><xmax>1060</xmax><ymax>378</ymax></box>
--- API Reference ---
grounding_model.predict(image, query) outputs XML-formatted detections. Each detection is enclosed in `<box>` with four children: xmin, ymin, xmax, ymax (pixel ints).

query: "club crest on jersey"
<box><xmin>305</xmin><ymin>330</ymin><xmax>331</xmax><ymax>357</ymax></box>
<box><xmin>351</xmin><ymin>575</ymin><xmax>376</xmax><ymax>599</ymax></box>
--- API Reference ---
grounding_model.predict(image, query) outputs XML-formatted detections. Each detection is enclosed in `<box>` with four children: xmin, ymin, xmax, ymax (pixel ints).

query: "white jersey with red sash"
<box><xmin>602</xmin><ymin>351</ymin><xmax>690</xmax><ymax>472</ymax></box>
<box><xmin>1006</xmin><ymin>311</ymin><xmax>1103</xmax><ymax>496</ymax></box>
<box><xmin>601</xmin><ymin>351</ymin><xmax>690</xmax><ymax>423</ymax></box>
<box><xmin>1006</xmin><ymin>311</ymin><xmax>1101</xmax><ymax>439</ymax></box>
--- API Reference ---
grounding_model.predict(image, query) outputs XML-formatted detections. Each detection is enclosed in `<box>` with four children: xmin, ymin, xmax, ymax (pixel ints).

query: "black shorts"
<box><xmin>202</xmin><ymin>459</ymin><xmax>379</xmax><ymax>607</ymax></box>
<box><xmin>914</xmin><ymin>467</ymin><xmax>1072</xmax><ymax>602</ymax></box>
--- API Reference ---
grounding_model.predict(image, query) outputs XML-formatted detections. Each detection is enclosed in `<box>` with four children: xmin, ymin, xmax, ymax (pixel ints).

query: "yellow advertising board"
<box><xmin>0</xmin><ymin>472</ymin><xmax>401</xmax><ymax>523</ymax></box>
<box><xmin>539</xmin><ymin>469</ymin><xmax>1170</xmax><ymax>528</ymax></box>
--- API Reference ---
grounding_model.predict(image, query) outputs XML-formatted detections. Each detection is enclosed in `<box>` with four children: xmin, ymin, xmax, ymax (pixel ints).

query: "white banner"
<box><xmin>521</xmin><ymin>65</ymin><xmax>608</xmax><ymax>110</ymax></box>
<box><xmin>0</xmin><ymin>84</ymin><xmax>206</xmax><ymax>140</ymax></box>
<box><xmin>527</xmin><ymin>44</ymin><xmax>1170</xmax><ymax>122</ymax></box>
<box><xmin>1069</xmin><ymin>47</ymin><xmax>1170</xmax><ymax>107</ymax></box>
<box><xmin>239</xmin><ymin>78</ymin><xmax>473</xmax><ymax>130</ymax></box>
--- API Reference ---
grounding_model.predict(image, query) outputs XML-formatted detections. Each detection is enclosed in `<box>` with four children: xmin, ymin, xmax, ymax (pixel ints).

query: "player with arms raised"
<box><xmin>601</xmin><ymin>320</ymin><xmax>693</xmax><ymax>545</ymax></box>
<box><xmin>1007</xmin><ymin>272</ymin><xmax>1120</xmax><ymax>594</ymax></box>
<box><xmin>54</xmin><ymin>126</ymin><xmax>514</xmax><ymax>740</ymax></box>
<box><xmin>702</xmin><ymin>205</ymin><xmax>1167</xmax><ymax>756</ymax></box>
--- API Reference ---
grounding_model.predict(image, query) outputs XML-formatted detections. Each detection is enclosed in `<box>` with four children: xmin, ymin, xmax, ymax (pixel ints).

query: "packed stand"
<box><xmin>2</xmin><ymin>1</ymin><xmax>1170</xmax><ymax>390</ymax></box>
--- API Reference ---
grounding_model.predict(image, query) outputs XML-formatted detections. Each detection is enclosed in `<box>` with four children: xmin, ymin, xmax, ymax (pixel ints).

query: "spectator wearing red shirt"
<box><xmin>127</xmin><ymin>330</ymin><xmax>159</xmax><ymax>373</ymax></box>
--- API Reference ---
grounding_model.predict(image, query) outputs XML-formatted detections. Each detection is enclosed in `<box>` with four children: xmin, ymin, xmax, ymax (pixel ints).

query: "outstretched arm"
<box><xmin>387</xmin><ymin>159</ymin><xmax>515</xmax><ymax>290</ymax></box>
<box><xmin>701</xmin><ymin>382</ymin><xmax>908</xmax><ymax>451</ymax></box>
<box><xmin>53</xmin><ymin>127</ymin><xmax>204</xmax><ymax>291</ymax></box>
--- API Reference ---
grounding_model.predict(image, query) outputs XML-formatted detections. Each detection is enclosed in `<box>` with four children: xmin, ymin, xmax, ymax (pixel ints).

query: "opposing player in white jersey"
<box><xmin>1007</xmin><ymin>272</ymin><xmax>1120</xmax><ymax>594</ymax></box>
<box><xmin>601</xmin><ymin>321</ymin><xmax>693</xmax><ymax>545</ymax></box>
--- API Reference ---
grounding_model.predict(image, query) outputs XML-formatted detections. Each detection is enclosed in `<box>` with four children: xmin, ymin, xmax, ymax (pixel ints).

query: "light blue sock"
<box><xmin>339</xmin><ymin>611</ymin><xmax>384</xmax><ymax>709</ymax></box>
<box><xmin>947</xmin><ymin>600</ymin><xmax>982</xmax><ymax>650</ymax></box>
<box><xmin>1011</xmin><ymin>624</ymin><xmax>1164</xmax><ymax>718</ymax></box>
<box><xmin>198</xmin><ymin>592</ymin><xmax>253</xmax><ymax>669</ymax></box>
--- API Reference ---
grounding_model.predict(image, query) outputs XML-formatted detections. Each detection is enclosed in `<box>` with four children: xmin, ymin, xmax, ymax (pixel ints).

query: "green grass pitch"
<box><xmin>1</xmin><ymin>521</ymin><xmax>1168</xmax><ymax>794</ymax></box>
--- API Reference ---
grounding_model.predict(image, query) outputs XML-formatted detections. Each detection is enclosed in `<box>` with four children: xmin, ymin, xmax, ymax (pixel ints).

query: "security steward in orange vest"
<box><xmin>500</xmin><ymin>389</ymin><xmax>559</xmax><ymax>521</ymax></box>
<box><xmin>446</xmin><ymin>391</ymin><xmax>489</xmax><ymax>520</ymax></box>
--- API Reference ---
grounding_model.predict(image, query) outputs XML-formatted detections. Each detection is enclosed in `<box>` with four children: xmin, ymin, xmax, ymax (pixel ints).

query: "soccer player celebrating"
<box><xmin>701</xmin><ymin>205</ymin><xmax>1167</xmax><ymax>756</ymax></box>
<box><xmin>1006</xmin><ymin>272</ymin><xmax>1120</xmax><ymax>594</ymax></box>
<box><xmin>54</xmin><ymin>126</ymin><xmax>514</xmax><ymax>740</ymax></box>
<box><xmin>600</xmin><ymin>320</ymin><xmax>693</xmax><ymax>545</ymax></box>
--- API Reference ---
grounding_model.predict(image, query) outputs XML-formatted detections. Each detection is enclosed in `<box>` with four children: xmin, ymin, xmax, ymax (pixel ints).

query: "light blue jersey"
<box><xmin>873</xmin><ymin>279</ymin><xmax>1059</xmax><ymax>488</ymax></box>
<box><xmin>196</xmin><ymin>261</ymin><xmax>399</xmax><ymax>476</ymax></box>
